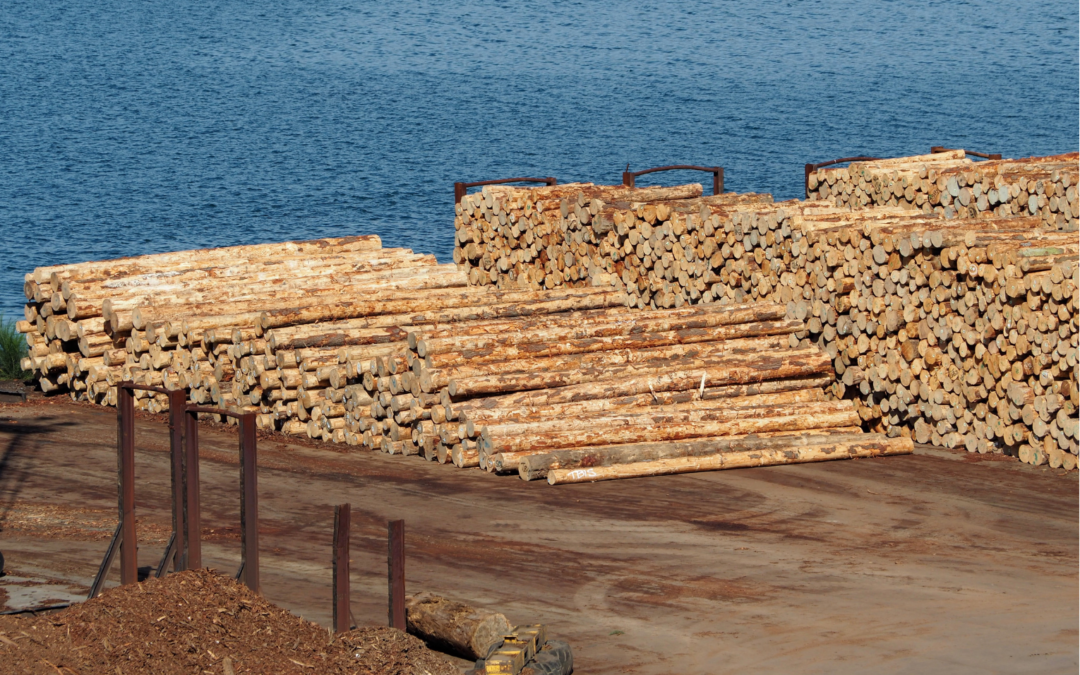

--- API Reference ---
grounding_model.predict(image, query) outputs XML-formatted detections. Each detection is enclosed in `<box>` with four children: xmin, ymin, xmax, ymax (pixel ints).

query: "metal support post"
<box><xmin>184</xmin><ymin>408</ymin><xmax>202</xmax><ymax>570</ymax></box>
<box><xmin>388</xmin><ymin>519</ymin><xmax>406</xmax><ymax>630</ymax></box>
<box><xmin>333</xmin><ymin>504</ymin><xmax>352</xmax><ymax>633</ymax></box>
<box><xmin>117</xmin><ymin>385</ymin><xmax>137</xmax><ymax>585</ymax></box>
<box><xmin>239</xmin><ymin>413</ymin><xmax>259</xmax><ymax>593</ymax></box>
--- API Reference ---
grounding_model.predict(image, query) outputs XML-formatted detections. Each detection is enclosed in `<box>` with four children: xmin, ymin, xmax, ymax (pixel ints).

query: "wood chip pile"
<box><xmin>806</xmin><ymin>149</ymin><xmax>1079</xmax><ymax>232</ymax></box>
<box><xmin>0</xmin><ymin>568</ymin><xmax>459</xmax><ymax>675</ymax></box>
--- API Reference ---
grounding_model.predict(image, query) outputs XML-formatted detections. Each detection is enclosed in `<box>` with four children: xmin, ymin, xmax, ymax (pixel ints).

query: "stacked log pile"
<box><xmin>25</xmin><ymin>235</ymin><xmax>905</xmax><ymax>483</ymax></box>
<box><xmin>452</xmin><ymin>181</ymin><xmax>778</xmax><ymax>305</ymax></box>
<box><xmin>15</xmin><ymin>236</ymin><xmax>467</xmax><ymax>416</ymax></box>
<box><xmin>248</xmin><ymin>285</ymin><xmax>629</xmax><ymax>439</ymax></box>
<box><xmin>787</xmin><ymin>210</ymin><xmax>1079</xmax><ymax>470</ymax></box>
<box><xmin>807</xmin><ymin>150</ymin><xmax>1079</xmax><ymax>232</ymax></box>
<box><xmin>354</xmin><ymin>299</ymin><xmax>912</xmax><ymax>481</ymax></box>
<box><xmin>451</xmin><ymin>175</ymin><xmax>1078</xmax><ymax>470</ymax></box>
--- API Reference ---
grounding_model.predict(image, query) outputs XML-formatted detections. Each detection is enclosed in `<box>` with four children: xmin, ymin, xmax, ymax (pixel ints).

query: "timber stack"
<box><xmin>452</xmin><ymin>181</ymin><xmax>777</xmax><ymax>305</ymax></box>
<box><xmin>16</xmin><ymin>236</ymin><xmax>467</xmax><ymax>417</ymax></box>
<box><xmin>806</xmin><ymin>149</ymin><xmax>1079</xmax><ymax>231</ymax></box>
<box><xmin>14</xmin><ymin>226</ymin><xmax>911</xmax><ymax>483</ymax></box>
<box><xmin>450</xmin><ymin>157</ymin><xmax>1078</xmax><ymax>470</ymax></box>
<box><xmin>395</xmin><ymin>299</ymin><xmax>911</xmax><ymax>483</ymax></box>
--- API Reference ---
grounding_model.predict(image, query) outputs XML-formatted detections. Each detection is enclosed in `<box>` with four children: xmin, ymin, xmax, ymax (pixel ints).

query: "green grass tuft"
<box><xmin>0</xmin><ymin>315</ymin><xmax>31</xmax><ymax>381</ymax></box>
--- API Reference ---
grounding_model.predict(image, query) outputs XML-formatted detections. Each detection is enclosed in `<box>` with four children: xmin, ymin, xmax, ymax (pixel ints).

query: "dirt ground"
<box><xmin>1</xmin><ymin>399</ymin><xmax>1076</xmax><ymax>674</ymax></box>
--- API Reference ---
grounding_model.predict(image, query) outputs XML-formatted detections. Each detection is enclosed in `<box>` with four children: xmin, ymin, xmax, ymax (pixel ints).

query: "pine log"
<box><xmin>547</xmin><ymin>436</ymin><xmax>914</xmax><ymax>484</ymax></box>
<box><xmin>516</xmin><ymin>428</ymin><xmax>864</xmax><ymax>480</ymax></box>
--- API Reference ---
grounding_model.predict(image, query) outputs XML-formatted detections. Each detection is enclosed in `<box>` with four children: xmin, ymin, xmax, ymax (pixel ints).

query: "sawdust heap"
<box><xmin>0</xmin><ymin>569</ymin><xmax>457</xmax><ymax>675</ymax></box>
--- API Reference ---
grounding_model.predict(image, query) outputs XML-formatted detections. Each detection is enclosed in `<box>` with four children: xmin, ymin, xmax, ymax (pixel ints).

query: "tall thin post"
<box><xmin>714</xmin><ymin>167</ymin><xmax>724</xmax><ymax>195</ymax></box>
<box><xmin>117</xmin><ymin>385</ymin><xmax>137</xmax><ymax>585</ymax></box>
<box><xmin>239</xmin><ymin>413</ymin><xmax>259</xmax><ymax>593</ymax></box>
<box><xmin>333</xmin><ymin>504</ymin><xmax>352</xmax><ymax>633</ymax></box>
<box><xmin>167</xmin><ymin>389</ymin><xmax>186</xmax><ymax>574</ymax></box>
<box><xmin>184</xmin><ymin>408</ymin><xmax>202</xmax><ymax>570</ymax></box>
<box><xmin>387</xmin><ymin>520</ymin><xmax>406</xmax><ymax>630</ymax></box>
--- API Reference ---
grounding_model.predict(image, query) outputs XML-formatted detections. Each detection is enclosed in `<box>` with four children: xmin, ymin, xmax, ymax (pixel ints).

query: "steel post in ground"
<box><xmin>333</xmin><ymin>504</ymin><xmax>352</xmax><ymax>633</ymax></box>
<box><xmin>388</xmin><ymin>519</ymin><xmax>406</xmax><ymax>630</ymax></box>
<box><xmin>167</xmin><ymin>389</ymin><xmax>186</xmax><ymax>574</ymax></box>
<box><xmin>239</xmin><ymin>413</ymin><xmax>259</xmax><ymax>593</ymax></box>
<box><xmin>183</xmin><ymin>408</ymin><xmax>202</xmax><ymax>571</ymax></box>
<box><xmin>117</xmin><ymin>385</ymin><xmax>137</xmax><ymax>585</ymax></box>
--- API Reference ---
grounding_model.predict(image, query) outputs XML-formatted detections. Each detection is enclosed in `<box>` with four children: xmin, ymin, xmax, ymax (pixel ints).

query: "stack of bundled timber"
<box><xmin>784</xmin><ymin>210</ymin><xmax>1079</xmax><ymax>469</ymax></box>
<box><xmin>249</xmin><ymin>285</ymin><xmax>628</xmax><ymax>440</ymax></box>
<box><xmin>451</xmin><ymin>176</ymin><xmax>1078</xmax><ymax>471</ymax></box>
<box><xmin>356</xmin><ymin>299</ymin><xmax>911</xmax><ymax>482</ymax></box>
<box><xmin>806</xmin><ymin>150</ymin><xmax>1079</xmax><ymax>231</ymax></box>
<box><xmin>15</xmin><ymin>236</ymin><xmax>465</xmax><ymax>416</ymax></box>
<box><xmin>452</xmin><ymin>181</ymin><xmax>776</xmax><ymax>304</ymax></box>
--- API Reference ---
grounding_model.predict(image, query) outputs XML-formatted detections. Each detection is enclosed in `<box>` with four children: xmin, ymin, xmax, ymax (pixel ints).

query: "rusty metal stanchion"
<box><xmin>388</xmin><ymin>519</ymin><xmax>406</xmax><ymax>630</ymax></box>
<box><xmin>333</xmin><ymin>504</ymin><xmax>352</xmax><ymax>633</ymax></box>
<box><xmin>184</xmin><ymin>406</ymin><xmax>260</xmax><ymax>592</ymax></box>
<box><xmin>454</xmin><ymin>177</ymin><xmax>557</xmax><ymax>204</ymax></box>
<box><xmin>116</xmin><ymin>384</ymin><xmax>138</xmax><ymax>585</ymax></box>
<box><xmin>622</xmin><ymin>164</ymin><xmax>724</xmax><ymax>195</ymax></box>
<box><xmin>163</xmin><ymin>388</ymin><xmax>187</xmax><ymax>576</ymax></box>
<box><xmin>239</xmin><ymin>412</ymin><xmax>259</xmax><ymax>593</ymax></box>
<box><xmin>90</xmin><ymin>383</ymin><xmax>188</xmax><ymax>598</ymax></box>
<box><xmin>183</xmin><ymin>405</ymin><xmax>202</xmax><ymax>571</ymax></box>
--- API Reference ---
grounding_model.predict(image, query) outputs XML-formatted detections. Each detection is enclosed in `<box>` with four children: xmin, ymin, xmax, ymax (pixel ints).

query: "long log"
<box><xmin>444</xmin><ymin>345</ymin><xmax>823</xmax><ymax>397</ymax></box>
<box><xmin>449</xmin><ymin>374</ymin><xmax>834</xmax><ymax>418</ymax></box>
<box><xmin>480</xmin><ymin>399</ymin><xmax>853</xmax><ymax>443</ymax></box>
<box><xmin>516</xmin><ymin>428</ymin><xmax>864</xmax><ymax>480</ymax></box>
<box><xmin>426</xmin><ymin>320</ymin><xmax>802</xmax><ymax>369</ymax></box>
<box><xmin>429</xmin><ymin>334</ymin><xmax>794</xmax><ymax>393</ymax></box>
<box><xmin>259</xmin><ymin>290</ymin><xmax>628</xmax><ymax>331</ymax></box>
<box><xmin>28</xmin><ymin>235</ymin><xmax>383</xmax><ymax>284</ymax></box>
<box><xmin>459</xmin><ymin>388</ymin><xmax>824</xmax><ymax>431</ymax></box>
<box><xmin>414</xmin><ymin>303</ymin><xmax>788</xmax><ymax>356</ymax></box>
<box><xmin>481</xmin><ymin>407</ymin><xmax>861</xmax><ymax>456</ymax></box>
<box><xmin>547</xmin><ymin>436</ymin><xmax>914</xmax><ymax>484</ymax></box>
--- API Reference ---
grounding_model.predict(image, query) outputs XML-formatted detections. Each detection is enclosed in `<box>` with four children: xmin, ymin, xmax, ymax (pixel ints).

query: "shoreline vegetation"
<box><xmin>0</xmin><ymin>314</ymin><xmax>30</xmax><ymax>380</ymax></box>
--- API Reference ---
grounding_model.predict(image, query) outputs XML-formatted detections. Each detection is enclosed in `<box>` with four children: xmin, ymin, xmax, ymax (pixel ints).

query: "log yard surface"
<box><xmin>1</xmin><ymin>398</ymin><xmax>1075</xmax><ymax>674</ymax></box>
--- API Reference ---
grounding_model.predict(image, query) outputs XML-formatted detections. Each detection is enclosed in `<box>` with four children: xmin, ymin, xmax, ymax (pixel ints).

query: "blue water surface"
<box><xmin>1</xmin><ymin>0</ymin><xmax>1077</xmax><ymax>319</ymax></box>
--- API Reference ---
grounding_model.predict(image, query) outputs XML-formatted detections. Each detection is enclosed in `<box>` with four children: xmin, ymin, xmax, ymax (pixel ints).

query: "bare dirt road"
<box><xmin>1</xmin><ymin>399</ymin><xmax>1076</xmax><ymax>674</ymax></box>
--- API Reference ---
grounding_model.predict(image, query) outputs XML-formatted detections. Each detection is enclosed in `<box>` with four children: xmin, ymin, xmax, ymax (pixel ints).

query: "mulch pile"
<box><xmin>0</xmin><ymin>569</ymin><xmax>458</xmax><ymax>675</ymax></box>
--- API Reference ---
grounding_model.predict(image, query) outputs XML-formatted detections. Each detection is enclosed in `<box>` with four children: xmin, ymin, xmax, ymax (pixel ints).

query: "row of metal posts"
<box><xmin>100</xmin><ymin>382</ymin><xmax>406</xmax><ymax>632</ymax></box>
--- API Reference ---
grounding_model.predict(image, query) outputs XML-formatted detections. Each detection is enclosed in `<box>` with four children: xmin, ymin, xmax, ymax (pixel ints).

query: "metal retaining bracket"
<box><xmin>622</xmin><ymin>165</ymin><xmax>724</xmax><ymax>196</ymax></box>
<box><xmin>455</xmin><ymin>177</ymin><xmax>557</xmax><ymax>204</ymax></box>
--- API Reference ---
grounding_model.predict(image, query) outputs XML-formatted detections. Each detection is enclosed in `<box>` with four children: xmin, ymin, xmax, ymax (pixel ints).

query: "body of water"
<box><xmin>1</xmin><ymin>0</ymin><xmax>1077</xmax><ymax>319</ymax></box>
